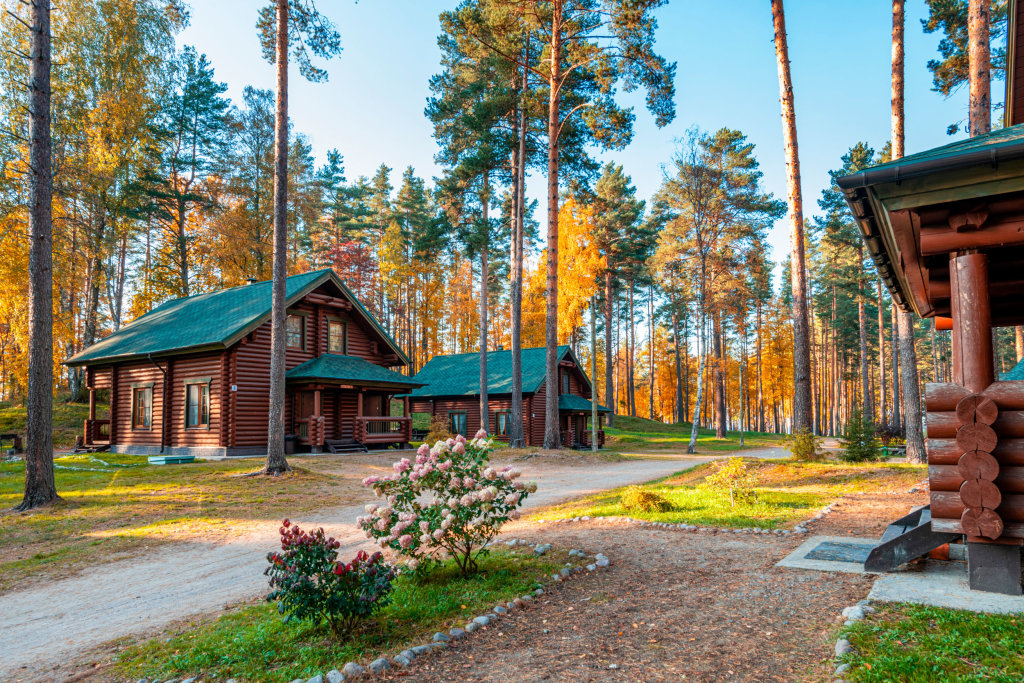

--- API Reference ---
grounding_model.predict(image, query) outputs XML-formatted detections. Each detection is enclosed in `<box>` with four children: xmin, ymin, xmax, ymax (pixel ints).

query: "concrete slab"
<box><xmin>869</xmin><ymin>560</ymin><xmax>1024</xmax><ymax>614</ymax></box>
<box><xmin>776</xmin><ymin>535</ymin><xmax>880</xmax><ymax>574</ymax></box>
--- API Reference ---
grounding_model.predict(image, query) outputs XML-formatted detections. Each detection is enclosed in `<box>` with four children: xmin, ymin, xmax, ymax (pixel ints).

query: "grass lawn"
<box><xmin>604</xmin><ymin>415</ymin><xmax>783</xmax><ymax>453</ymax></box>
<box><xmin>0</xmin><ymin>401</ymin><xmax>96</xmax><ymax>449</ymax></box>
<box><xmin>529</xmin><ymin>459</ymin><xmax>926</xmax><ymax>529</ymax></box>
<box><xmin>115</xmin><ymin>547</ymin><xmax>562</xmax><ymax>683</ymax></box>
<box><xmin>841</xmin><ymin>603</ymin><xmax>1024</xmax><ymax>682</ymax></box>
<box><xmin>0</xmin><ymin>453</ymin><xmax>366</xmax><ymax>593</ymax></box>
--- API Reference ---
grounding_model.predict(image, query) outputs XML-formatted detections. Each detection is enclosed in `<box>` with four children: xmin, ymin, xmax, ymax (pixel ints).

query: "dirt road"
<box><xmin>0</xmin><ymin>451</ymin><xmax>758</xmax><ymax>681</ymax></box>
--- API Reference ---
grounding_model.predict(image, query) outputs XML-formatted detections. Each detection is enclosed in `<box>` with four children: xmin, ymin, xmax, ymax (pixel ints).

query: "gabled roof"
<box><xmin>407</xmin><ymin>345</ymin><xmax>588</xmax><ymax>398</ymax></box>
<box><xmin>558</xmin><ymin>394</ymin><xmax>611</xmax><ymax>413</ymax></box>
<box><xmin>286</xmin><ymin>354</ymin><xmax>423</xmax><ymax>388</ymax></box>
<box><xmin>1001</xmin><ymin>358</ymin><xmax>1024</xmax><ymax>381</ymax></box>
<box><xmin>66</xmin><ymin>269</ymin><xmax>407</xmax><ymax>367</ymax></box>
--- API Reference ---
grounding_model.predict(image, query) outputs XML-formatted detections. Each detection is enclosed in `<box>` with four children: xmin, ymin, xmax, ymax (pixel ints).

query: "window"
<box><xmin>495</xmin><ymin>411</ymin><xmax>510</xmax><ymax>437</ymax></box>
<box><xmin>185</xmin><ymin>382</ymin><xmax>210</xmax><ymax>429</ymax></box>
<box><xmin>131</xmin><ymin>386</ymin><xmax>152</xmax><ymax>430</ymax></box>
<box><xmin>561</xmin><ymin>372</ymin><xmax>570</xmax><ymax>394</ymax></box>
<box><xmin>328</xmin><ymin>320</ymin><xmax>347</xmax><ymax>354</ymax></box>
<box><xmin>286</xmin><ymin>314</ymin><xmax>304</xmax><ymax>349</ymax></box>
<box><xmin>449</xmin><ymin>411</ymin><xmax>467</xmax><ymax>437</ymax></box>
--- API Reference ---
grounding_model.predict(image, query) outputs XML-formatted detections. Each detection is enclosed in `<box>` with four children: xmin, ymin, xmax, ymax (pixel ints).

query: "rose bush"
<box><xmin>357</xmin><ymin>429</ymin><xmax>537</xmax><ymax>576</ymax></box>
<box><xmin>266</xmin><ymin>520</ymin><xmax>395</xmax><ymax>637</ymax></box>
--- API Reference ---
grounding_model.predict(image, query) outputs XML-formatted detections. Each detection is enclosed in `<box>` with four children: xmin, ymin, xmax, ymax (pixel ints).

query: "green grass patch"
<box><xmin>116</xmin><ymin>547</ymin><xmax>561</xmax><ymax>682</ymax></box>
<box><xmin>0</xmin><ymin>400</ymin><xmax>98</xmax><ymax>448</ymax></box>
<box><xmin>0</xmin><ymin>454</ymin><xmax>364</xmax><ymax>593</ymax></box>
<box><xmin>604</xmin><ymin>415</ymin><xmax>782</xmax><ymax>453</ymax></box>
<box><xmin>841</xmin><ymin>603</ymin><xmax>1024</xmax><ymax>682</ymax></box>
<box><xmin>529</xmin><ymin>459</ymin><xmax>925</xmax><ymax>529</ymax></box>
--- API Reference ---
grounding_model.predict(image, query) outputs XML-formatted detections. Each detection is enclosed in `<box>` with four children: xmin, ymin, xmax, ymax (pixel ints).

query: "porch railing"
<box><xmin>580</xmin><ymin>429</ymin><xmax>605</xmax><ymax>448</ymax></box>
<box><xmin>561</xmin><ymin>429</ymin><xmax>575</xmax><ymax>449</ymax></box>
<box><xmin>355</xmin><ymin>416</ymin><xmax>412</xmax><ymax>444</ymax></box>
<box><xmin>296</xmin><ymin>415</ymin><xmax>326</xmax><ymax>446</ymax></box>
<box><xmin>84</xmin><ymin>419</ymin><xmax>110</xmax><ymax>445</ymax></box>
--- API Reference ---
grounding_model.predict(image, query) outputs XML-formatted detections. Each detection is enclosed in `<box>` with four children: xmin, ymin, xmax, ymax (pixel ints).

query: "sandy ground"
<box><xmin>0</xmin><ymin>450</ymin><xmax>793</xmax><ymax>681</ymax></box>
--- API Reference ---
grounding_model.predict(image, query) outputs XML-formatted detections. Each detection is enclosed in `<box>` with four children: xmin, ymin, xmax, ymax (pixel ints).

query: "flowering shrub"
<box><xmin>357</xmin><ymin>430</ymin><xmax>537</xmax><ymax>576</ymax></box>
<box><xmin>266</xmin><ymin>520</ymin><xmax>395</xmax><ymax>637</ymax></box>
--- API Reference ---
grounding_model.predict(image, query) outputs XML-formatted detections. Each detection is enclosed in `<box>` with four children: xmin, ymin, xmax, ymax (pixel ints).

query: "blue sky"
<box><xmin>179</xmin><ymin>0</ymin><xmax>978</xmax><ymax>269</ymax></box>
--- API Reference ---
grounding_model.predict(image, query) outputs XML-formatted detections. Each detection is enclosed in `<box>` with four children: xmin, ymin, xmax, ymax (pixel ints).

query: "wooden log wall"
<box><xmin>926</xmin><ymin>380</ymin><xmax>1024</xmax><ymax>541</ymax></box>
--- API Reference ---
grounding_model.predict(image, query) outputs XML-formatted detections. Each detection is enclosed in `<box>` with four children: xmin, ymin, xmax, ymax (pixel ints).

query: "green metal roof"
<box><xmin>407</xmin><ymin>345</ymin><xmax>585</xmax><ymax>397</ymax></box>
<box><xmin>1001</xmin><ymin>358</ymin><xmax>1024</xmax><ymax>381</ymax></box>
<box><xmin>286</xmin><ymin>354</ymin><xmax>422</xmax><ymax>387</ymax></box>
<box><xmin>838</xmin><ymin>123</ymin><xmax>1024</xmax><ymax>190</ymax></box>
<box><xmin>558</xmin><ymin>394</ymin><xmax>611</xmax><ymax>413</ymax></box>
<box><xmin>66</xmin><ymin>269</ymin><xmax>407</xmax><ymax>366</ymax></box>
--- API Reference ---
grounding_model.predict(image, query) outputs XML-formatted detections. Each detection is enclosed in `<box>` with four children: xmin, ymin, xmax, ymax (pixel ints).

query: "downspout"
<box><xmin>149</xmin><ymin>352</ymin><xmax>167</xmax><ymax>454</ymax></box>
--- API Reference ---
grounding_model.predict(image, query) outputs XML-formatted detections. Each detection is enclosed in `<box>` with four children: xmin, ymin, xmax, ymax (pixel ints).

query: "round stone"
<box><xmin>369</xmin><ymin>657</ymin><xmax>391</xmax><ymax>674</ymax></box>
<box><xmin>432</xmin><ymin>631</ymin><xmax>450</xmax><ymax>643</ymax></box>
<box><xmin>325</xmin><ymin>671</ymin><xmax>344</xmax><ymax>683</ymax></box>
<box><xmin>494</xmin><ymin>605</ymin><xmax>508</xmax><ymax>614</ymax></box>
<box><xmin>465</xmin><ymin>622</ymin><xmax>479</xmax><ymax>633</ymax></box>
<box><xmin>449</xmin><ymin>627</ymin><xmax>466</xmax><ymax>639</ymax></box>
<box><xmin>596</xmin><ymin>558</ymin><xmax>610</xmax><ymax>567</ymax></box>
<box><xmin>392</xmin><ymin>654</ymin><xmax>411</xmax><ymax>668</ymax></box>
<box><xmin>342</xmin><ymin>662</ymin><xmax>365</xmax><ymax>677</ymax></box>
<box><xmin>473</xmin><ymin>615</ymin><xmax>491</xmax><ymax>626</ymax></box>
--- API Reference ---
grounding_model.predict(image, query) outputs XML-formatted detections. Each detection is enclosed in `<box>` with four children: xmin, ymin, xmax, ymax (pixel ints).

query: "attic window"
<box><xmin>561</xmin><ymin>372</ymin><xmax>570</xmax><ymax>394</ymax></box>
<box><xmin>328</xmin><ymin>320</ymin><xmax>347</xmax><ymax>354</ymax></box>
<box><xmin>286</xmin><ymin>314</ymin><xmax>304</xmax><ymax>350</ymax></box>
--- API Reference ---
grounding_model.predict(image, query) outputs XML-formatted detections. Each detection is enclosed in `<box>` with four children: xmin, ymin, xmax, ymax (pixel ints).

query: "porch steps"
<box><xmin>148</xmin><ymin>455</ymin><xmax>196</xmax><ymax>465</ymax></box>
<box><xmin>864</xmin><ymin>505</ymin><xmax>959</xmax><ymax>572</ymax></box>
<box><xmin>325</xmin><ymin>439</ymin><xmax>369</xmax><ymax>454</ymax></box>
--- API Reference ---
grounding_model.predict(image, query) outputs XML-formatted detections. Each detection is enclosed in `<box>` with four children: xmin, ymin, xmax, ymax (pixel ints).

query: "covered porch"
<box><xmin>558</xmin><ymin>394</ymin><xmax>610</xmax><ymax>449</ymax></box>
<box><xmin>286</xmin><ymin>354</ymin><xmax>423</xmax><ymax>453</ymax></box>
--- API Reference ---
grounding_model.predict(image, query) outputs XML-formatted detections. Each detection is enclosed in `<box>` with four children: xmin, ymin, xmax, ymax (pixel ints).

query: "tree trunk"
<box><xmin>649</xmin><ymin>283</ymin><xmax>655</xmax><ymax>420</ymax></box>
<box><xmin>891</xmin><ymin>0</ymin><xmax>905</xmax><ymax>158</ymax></box>
<box><xmin>968</xmin><ymin>0</ymin><xmax>991</xmax><ymax>136</ymax></box>
<box><xmin>543</xmin><ymin>0</ymin><xmax>563</xmax><ymax>450</ymax></box>
<box><xmin>687</xmin><ymin>291</ymin><xmax>707</xmax><ymax>454</ymax></box>
<box><xmin>604</xmin><ymin>270</ymin><xmax>615</xmax><ymax>427</ymax></box>
<box><xmin>771</xmin><ymin>0</ymin><xmax>812</xmax><ymax>432</ymax></box>
<box><xmin>1016</xmin><ymin>326</ymin><xmax>1023</xmax><ymax>362</ymax></box>
<box><xmin>265</xmin><ymin>0</ymin><xmax>290</xmax><ymax>475</ymax></box>
<box><xmin>756</xmin><ymin>304</ymin><xmax>764</xmax><ymax>432</ymax></box>
<box><xmin>627</xmin><ymin>282</ymin><xmax>636</xmax><ymax>417</ymax></box>
<box><xmin>713</xmin><ymin>309</ymin><xmax>726</xmax><ymax>438</ymax></box>
<box><xmin>897</xmin><ymin>310</ymin><xmax>925</xmax><ymax>462</ymax></box>
<box><xmin>858</xmin><ymin>291</ymin><xmax>871</xmax><ymax>419</ymax></box>
<box><xmin>671</xmin><ymin>298</ymin><xmax>683</xmax><ymax>424</ymax></box>
<box><xmin>509</xmin><ymin>58</ymin><xmax>527</xmax><ymax>447</ymax></box>
<box><xmin>19</xmin><ymin>0</ymin><xmax>58</xmax><ymax>511</ymax></box>
<box><xmin>479</xmin><ymin>173</ymin><xmax>489</xmax><ymax>432</ymax></box>
<box><xmin>877</xmin><ymin>280</ymin><xmax>887</xmax><ymax>424</ymax></box>
<box><xmin>890</xmin><ymin>302</ymin><xmax>901</xmax><ymax>431</ymax></box>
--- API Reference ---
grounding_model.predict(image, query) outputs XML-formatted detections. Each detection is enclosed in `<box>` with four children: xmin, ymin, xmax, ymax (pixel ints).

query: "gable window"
<box><xmin>328</xmin><ymin>320</ymin><xmax>347</xmax><ymax>354</ymax></box>
<box><xmin>494</xmin><ymin>411</ymin><xmax>510</xmax><ymax>437</ymax></box>
<box><xmin>185</xmin><ymin>381</ymin><xmax>210</xmax><ymax>429</ymax></box>
<box><xmin>449</xmin><ymin>411</ymin><xmax>467</xmax><ymax>437</ymax></box>
<box><xmin>286</xmin><ymin>314</ymin><xmax>305</xmax><ymax>349</ymax></box>
<box><xmin>561</xmin><ymin>372</ymin><xmax>571</xmax><ymax>394</ymax></box>
<box><xmin>131</xmin><ymin>386</ymin><xmax>153</xmax><ymax>430</ymax></box>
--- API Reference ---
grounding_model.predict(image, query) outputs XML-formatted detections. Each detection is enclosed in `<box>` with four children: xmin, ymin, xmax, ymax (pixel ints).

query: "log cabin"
<box><xmin>836</xmin><ymin>0</ymin><xmax>1024</xmax><ymax>594</ymax></box>
<box><xmin>406</xmin><ymin>345</ymin><xmax>610</xmax><ymax>449</ymax></box>
<box><xmin>65</xmin><ymin>269</ymin><xmax>422</xmax><ymax>457</ymax></box>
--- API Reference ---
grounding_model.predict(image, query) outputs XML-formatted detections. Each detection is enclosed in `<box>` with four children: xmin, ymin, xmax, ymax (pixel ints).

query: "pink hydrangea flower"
<box><xmin>399</xmin><ymin>534</ymin><xmax>413</xmax><ymax>549</ymax></box>
<box><xmin>438</xmin><ymin>459</ymin><xmax>452</xmax><ymax>472</ymax></box>
<box><xmin>394</xmin><ymin>458</ymin><xmax>411</xmax><ymax>474</ymax></box>
<box><xmin>419</xmin><ymin>520</ymin><xmax>430</xmax><ymax>532</ymax></box>
<box><xmin>452</xmin><ymin>442</ymin><xmax>466</xmax><ymax>456</ymax></box>
<box><xmin>455</xmin><ymin>434</ymin><xmax>467</xmax><ymax>444</ymax></box>
<box><xmin>474</xmin><ymin>428</ymin><xmax>488</xmax><ymax>439</ymax></box>
<box><xmin>417</xmin><ymin>443</ymin><xmax>430</xmax><ymax>456</ymax></box>
<box><xmin>432</xmin><ymin>528</ymin><xmax>445</xmax><ymax>540</ymax></box>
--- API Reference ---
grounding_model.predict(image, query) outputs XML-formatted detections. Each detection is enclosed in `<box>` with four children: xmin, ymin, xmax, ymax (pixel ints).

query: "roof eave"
<box><xmin>64</xmin><ymin>342</ymin><xmax>227</xmax><ymax>368</ymax></box>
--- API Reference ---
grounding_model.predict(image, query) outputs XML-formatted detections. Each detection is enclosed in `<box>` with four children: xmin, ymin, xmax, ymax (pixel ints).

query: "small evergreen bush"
<box><xmin>840</xmin><ymin>408</ymin><xmax>882</xmax><ymax>462</ymax></box>
<box><xmin>266</xmin><ymin>521</ymin><xmax>395</xmax><ymax>637</ymax></box>
<box><xmin>788</xmin><ymin>429</ymin><xmax>824</xmax><ymax>461</ymax></box>
<box><xmin>621</xmin><ymin>485</ymin><xmax>672</xmax><ymax>512</ymax></box>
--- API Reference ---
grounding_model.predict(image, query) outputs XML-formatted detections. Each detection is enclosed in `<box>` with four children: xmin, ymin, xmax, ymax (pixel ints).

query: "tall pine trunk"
<box><xmin>265</xmin><ymin>0</ymin><xmax>290</xmax><ymax>474</ymax></box>
<box><xmin>687</xmin><ymin>287</ymin><xmax>707</xmax><ymax>453</ymax></box>
<box><xmin>479</xmin><ymin>173</ymin><xmax>489</xmax><ymax>431</ymax></box>
<box><xmin>756</xmin><ymin>304</ymin><xmax>765</xmax><ymax>432</ymax></box>
<box><xmin>713</xmin><ymin>309</ymin><xmax>726</xmax><ymax>438</ymax></box>
<box><xmin>671</xmin><ymin>298</ymin><xmax>683</xmax><ymax>424</ymax></box>
<box><xmin>771</xmin><ymin>0</ymin><xmax>812</xmax><ymax>432</ymax></box>
<box><xmin>891</xmin><ymin>302</ymin><xmax>901</xmax><ymax>431</ymax></box>
<box><xmin>892</xmin><ymin>0</ymin><xmax>924</xmax><ymax>462</ymax></box>
<box><xmin>1016</xmin><ymin>326</ymin><xmax>1023</xmax><ymax>362</ymax></box>
<box><xmin>509</xmin><ymin>57</ymin><xmax>527</xmax><ymax>447</ymax></box>
<box><xmin>627</xmin><ymin>282</ymin><xmax>636</xmax><ymax>417</ymax></box>
<box><xmin>19</xmin><ymin>0</ymin><xmax>57</xmax><ymax>511</ymax></box>
<box><xmin>968</xmin><ymin>0</ymin><xmax>991</xmax><ymax>136</ymax></box>
<box><xmin>877</xmin><ymin>280</ymin><xmax>887</xmax><ymax>423</ymax></box>
<box><xmin>604</xmin><ymin>271</ymin><xmax>615</xmax><ymax>427</ymax></box>
<box><xmin>648</xmin><ymin>283</ymin><xmax>655</xmax><ymax>420</ymax></box>
<box><xmin>543</xmin><ymin>0</ymin><xmax>563</xmax><ymax>449</ymax></box>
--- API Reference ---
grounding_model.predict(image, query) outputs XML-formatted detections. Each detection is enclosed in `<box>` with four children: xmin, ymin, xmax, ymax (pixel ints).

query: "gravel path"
<box><xmin>0</xmin><ymin>451</ymin><xmax>746</xmax><ymax>681</ymax></box>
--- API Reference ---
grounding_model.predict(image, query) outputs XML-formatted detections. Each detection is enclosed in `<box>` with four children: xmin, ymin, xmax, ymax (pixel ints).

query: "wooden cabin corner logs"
<box><xmin>925</xmin><ymin>381</ymin><xmax>1024</xmax><ymax>541</ymax></box>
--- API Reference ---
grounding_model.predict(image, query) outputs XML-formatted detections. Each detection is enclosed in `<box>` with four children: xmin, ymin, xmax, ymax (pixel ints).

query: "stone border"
<box><xmin>538</xmin><ymin>514</ymin><xmax>808</xmax><ymax>536</ymax></box>
<box><xmin>831</xmin><ymin>600</ymin><xmax>875</xmax><ymax>682</ymax></box>
<box><xmin>136</xmin><ymin>540</ymin><xmax>613</xmax><ymax>683</ymax></box>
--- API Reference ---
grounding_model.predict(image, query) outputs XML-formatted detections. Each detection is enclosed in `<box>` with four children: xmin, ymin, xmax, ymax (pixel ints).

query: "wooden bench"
<box><xmin>0</xmin><ymin>433</ymin><xmax>22</xmax><ymax>453</ymax></box>
<box><xmin>883</xmin><ymin>444</ymin><xmax>907</xmax><ymax>458</ymax></box>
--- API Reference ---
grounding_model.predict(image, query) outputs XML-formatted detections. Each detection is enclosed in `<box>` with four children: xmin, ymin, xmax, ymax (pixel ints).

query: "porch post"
<box><xmin>88</xmin><ymin>388</ymin><xmax>96</xmax><ymax>420</ymax></box>
<box><xmin>403</xmin><ymin>396</ymin><xmax>409</xmax><ymax>417</ymax></box>
<box><xmin>312</xmin><ymin>389</ymin><xmax>322</xmax><ymax>454</ymax></box>
<box><xmin>950</xmin><ymin>250</ymin><xmax>1022</xmax><ymax>594</ymax></box>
